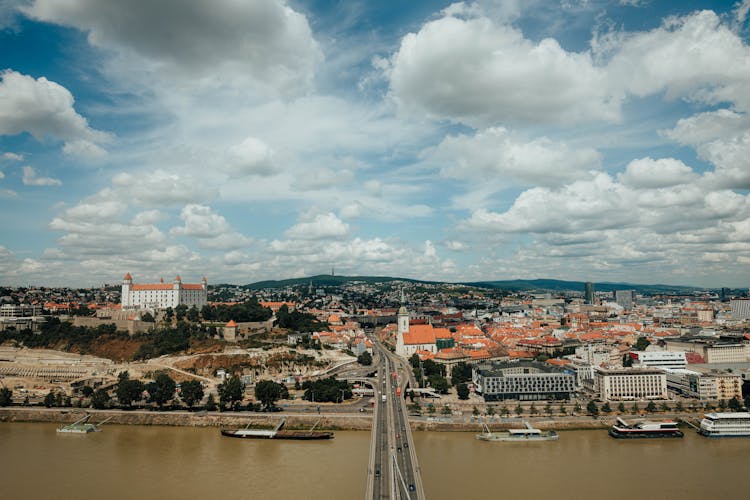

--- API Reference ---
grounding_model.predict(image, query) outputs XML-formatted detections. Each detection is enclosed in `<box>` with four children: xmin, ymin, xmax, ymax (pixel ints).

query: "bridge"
<box><xmin>365</xmin><ymin>337</ymin><xmax>426</xmax><ymax>499</ymax></box>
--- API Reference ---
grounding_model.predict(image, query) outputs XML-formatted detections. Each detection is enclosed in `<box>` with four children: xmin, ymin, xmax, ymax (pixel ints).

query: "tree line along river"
<box><xmin>0</xmin><ymin>423</ymin><xmax>746</xmax><ymax>500</ymax></box>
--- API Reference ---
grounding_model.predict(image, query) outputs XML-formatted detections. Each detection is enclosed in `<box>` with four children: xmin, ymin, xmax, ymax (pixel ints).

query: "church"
<box><xmin>121</xmin><ymin>273</ymin><xmax>207</xmax><ymax>310</ymax></box>
<box><xmin>395</xmin><ymin>301</ymin><xmax>451</xmax><ymax>358</ymax></box>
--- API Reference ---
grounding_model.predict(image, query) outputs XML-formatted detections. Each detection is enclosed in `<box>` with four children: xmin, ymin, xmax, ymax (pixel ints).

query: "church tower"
<box><xmin>396</xmin><ymin>289</ymin><xmax>409</xmax><ymax>357</ymax></box>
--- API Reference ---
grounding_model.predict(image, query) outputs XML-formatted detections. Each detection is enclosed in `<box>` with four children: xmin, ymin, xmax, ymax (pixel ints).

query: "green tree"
<box><xmin>617</xmin><ymin>402</ymin><xmax>626</xmax><ymax>413</ymax></box>
<box><xmin>174</xmin><ymin>304</ymin><xmax>188</xmax><ymax>321</ymax></box>
<box><xmin>587</xmin><ymin>400</ymin><xmax>599</xmax><ymax>417</ymax></box>
<box><xmin>529</xmin><ymin>403</ymin><xmax>538</xmax><ymax>415</ymax></box>
<box><xmin>515</xmin><ymin>404</ymin><xmax>523</xmax><ymax>416</ymax></box>
<box><xmin>499</xmin><ymin>405</ymin><xmax>509</xmax><ymax>417</ymax></box>
<box><xmin>409</xmin><ymin>353</ymin><xmax>420</xmax><ymax>369</ymax></box>
<box><xmin>441</xmin><ymin>404</ymin><xmax>452</xmax><ymax>416</ymax></box>
<box><xmin>302</xmin><ymin>377</ymin><xmax>352</xmax><ymax>403</ymax></box>
<box><xmin>633</xmin><ymin>336</ymin><xmax>651</xmax><ymax>351</ymax></box>
<box><xmin>141</xmin><ymin>312</ymin><xmax>155</xmax><ymax>323</ymax></box>
<box><xmin>744</xmin><ymin>395</ymin><xmax>750</xmax><ymax>411</ymax></box>
<box><xmin>205</xmin><ymin>393</ymin><xmax>218</xmax><ymax>411</ymax></box>
<box><xmin>645</xmin><ymin>401</ymin><xmax>657</xmax><ymax>413</ymax></box>
<box><xmin>456</xmin><ymin>383</ymin><xmax>470</xmax><ymax>400</ymax></box>
<box><xmin>427</xmin><ymin>403</ymin><xmax>435</xmax><ymax>415</ymax></box>
<box><xmin>409</xmin><ymin>402</ymin><xmax>421</xmax><ymax>415</ymax></box>
<box><xmin>0</xmin><ymin>387</ymin><xmax>13</xmax><ymax>406</ymax></box>
<box><xmin>472</xmin><ymin>406</ymin><xmax>480</xmax><ymax>417</ymax></box>
<box><xmin>146</xmin><ymin>372</ymin><xmax>176</xmax><ymax>409</ymax></box>
<box><xmin>660</xmin><ymin>402</ymin><xmax>670</xmax><ymax>412</ymax></box>
<box><xmin>573</xmin><ymin>402</ymin><xmax>582</xmax><ymax>414</ymax></box>
<box><xmin>428</xmin><ymin>375</ymin><xmax>449</xmax><ymax>394</ymax></box>
<box><xmin>544</xmin><ymin>403</ymin><xmax>553</xmax><ymax>416</ymax></box>
<box><xmin>601</xmin><ymin>402</ymin><xmax>612</xmax><ymax>414</ymax></box>
<box><xmin>55</xmin><ymin>392</ymin><xmax>63</xmax><ymax>407</ymax></box>
<box><xmin>254</xmin><ymin>380</ymin><xmax>283</xmax><ymax>409</ymax></box>
<box><xmin>558</xmin><ymin>403</ymin><xmax>566</xmax><ymax>415</ymax></box>
<box><xmin>186</xmin><ymin>306</ymin><xmax>199</xmax><ymax>322</ymax></box>
<box><xmin>357</xmin><ymin>351</ymin><xmax>372</xmax><ymax>366</ymax></box>
<box><xmin>450</xmin><ymin>362</ymin><xmax>473</xmax><ymax>386</ymax></box>
<box><xmin>180</xmin><ymin>380</ymin><xmax>204</xmax><ymax>409</ymax></box>
<box><xmin>631</xmin><ymin>402</ymin><xmax>640</xmax><ymax>414</ymax></box>
<box><xmin>44</xmin><ymin>390</ymin><xmax>56</xmax><ymax>408</ymax></box>
<box><xmin>165</xmin><ymin>307</ymin><xmax>174</xmax><ymax>323</ymax></box>
<box><xmin>117</xmin><ymin>378</ymin><xmax>145</xmax><ymax>408</ymax></box>
<box><xmin>92</xmin><ymin>389</ymin><xmax>110</xmax><ymax>409</ymax></box>
<box><xmin>200</xmin><ymin>305</ymin><xmax>214</xmax><ymax>321</ymax></box>
<box><xmin>218</xmin><ymin>376</ymin><xmax>244</xmax><ymax>410</ymax></box>
<box><xmin>718</xmin><ymin>399</ymin><xmax>727</xmax><ymax>411</ymax></box>
<box><xmin>81</xmin><ymin>386</ymin><xmax>94</xmax><ymax>398</ymax></box>
<box><xmin>675</xmin><ymin>401</ymin><xmax>684</xmax><ymax>412</ymax></box>
<box><xmin>728</xmin><ymin>397</ymin><xmax>741</xmax><ymax>412</ymax></box>
<box><xmin>486</xmin><ymin>405</ymin><xmax>496</xmax><ymax>417</ymax></box>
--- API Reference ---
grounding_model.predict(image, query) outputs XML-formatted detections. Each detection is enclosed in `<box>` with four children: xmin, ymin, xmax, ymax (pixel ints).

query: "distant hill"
<box><xmin>464</xmin><ymin>279</ymin><xmax>703</xmax><ymax>294</ymax></box>
<box><xmin>242</xmin><ymin>274</ymin><xmax>429</xmax><ymax>289</ymax></box>
<box><xmin>242</xmin><ymin>275</ymin><xmax>703</xmax><ymax>294</ymax></box>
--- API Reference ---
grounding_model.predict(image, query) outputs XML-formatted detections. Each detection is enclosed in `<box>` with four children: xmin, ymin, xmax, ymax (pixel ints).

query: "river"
<box><xmin>1</xmin><ymin>423</ymin><xmax>747</xmax><ymax>499</ymax></box>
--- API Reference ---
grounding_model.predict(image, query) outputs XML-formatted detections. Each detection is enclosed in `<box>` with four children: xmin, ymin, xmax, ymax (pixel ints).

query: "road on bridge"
<box><xmin>365</xmin><ymin>335</ymin><xmax>425</xmax><ymax>499</ymax></box>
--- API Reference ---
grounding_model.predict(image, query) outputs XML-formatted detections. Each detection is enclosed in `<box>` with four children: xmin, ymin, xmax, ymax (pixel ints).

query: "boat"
<box><xmin>608</xmin><ymin>417</ymin><xmax>683</xmax><ymax>439</ymax></box>
<box><xmin>57</xmin><ymin>414</ymin><xmax>113</xmax><ymax>434</ymax></box>
<box><xmin>220</xmin><ymin>418</ymin><xmax>334</xmax><ymax>440</ymax></box>
<box><xmin>698</xmin><ymin>412</ymin><xmax>750</xmax><ymax>438</ymax></box>
<box><xmin>476</xmin><ymin>421</ymin><xmax>558</xmax><ymax>442</ymax></box>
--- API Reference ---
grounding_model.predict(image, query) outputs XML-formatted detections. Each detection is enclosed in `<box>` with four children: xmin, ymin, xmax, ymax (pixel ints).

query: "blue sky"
<box><xmin>1</xmin><ymin>0</ymin><xmax>749</xmax><ymax>288</ymax></box>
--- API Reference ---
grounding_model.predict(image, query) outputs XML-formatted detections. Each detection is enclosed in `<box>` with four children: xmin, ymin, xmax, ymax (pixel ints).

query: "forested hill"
<box><xmin>241</xmin><ymin>275</ymin><xmax>702</xmax><ymax>294</ymax></box>
<box><xmin>242</xmin><ymin>275</ymin><xmax>429</xmax><ymax>289</ymax></box>
<box><xmin>463</xmin><ymin>279</ymin><xmax>701</xmax><ymax>294</ymax></box>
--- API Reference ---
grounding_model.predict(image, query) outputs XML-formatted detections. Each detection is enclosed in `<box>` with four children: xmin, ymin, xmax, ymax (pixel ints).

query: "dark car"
<box><xmin>375</xmin><ymin>469</ymin><xmax>381</xmax><ymax>477</ymax></box>
<box><xmin>409</xmin><ymin>484</ymin><xmax>416</xmax><ymax>492</ymax></box>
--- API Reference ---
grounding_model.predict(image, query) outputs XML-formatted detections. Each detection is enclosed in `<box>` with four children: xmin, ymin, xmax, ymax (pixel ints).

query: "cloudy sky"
<box><xmin>1</xmin><ymin>0</ymin><xmax>749</xmax><ymax>288</ymax></box>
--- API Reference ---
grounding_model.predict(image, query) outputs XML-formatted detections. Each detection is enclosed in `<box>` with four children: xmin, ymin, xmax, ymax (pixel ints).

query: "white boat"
<box><xmin>698</xmin><ymin>412</ymin><xmax>750</xmax><ymax>438</ymax></box>
<box><xmin>476</xmin><ymin>421</ymin><xmax>558</xmax><ymax>442</ymax></box>
<box><xmin>609</xmin><ymin>417</ymin><xmax>683</xmax><ymax>439</ymax></box>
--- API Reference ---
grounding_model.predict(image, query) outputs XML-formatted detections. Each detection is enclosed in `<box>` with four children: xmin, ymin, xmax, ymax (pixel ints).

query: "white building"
<box><xmin>594</xmin><ymin>367</ymin><xmax>668</xmax><ymax>401</ymax></box>
<box><xmin>121</xmin><ymin>273</ymin><xmax>207</xmax><ymax>310</ymax></box>
<box><xmin>664</xmin><ymin>368</ymin><xmax>744</xmax><ymax>401</ymax></box>
<box><xmin>730</xmin><ymin>299</ymin><xmax>750</xmax><ymax>320</ymax></box>
<box><xmin>629</xmin><ymin>350</ymin><xmax>687</xmax><ymax>369</ymax></box>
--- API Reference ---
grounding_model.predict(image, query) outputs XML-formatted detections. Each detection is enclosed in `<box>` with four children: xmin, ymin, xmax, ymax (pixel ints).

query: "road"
<box><xmin>365</xmin><ymin>336</ymin><xmax>425</xmax><ymax>500</ymax></box>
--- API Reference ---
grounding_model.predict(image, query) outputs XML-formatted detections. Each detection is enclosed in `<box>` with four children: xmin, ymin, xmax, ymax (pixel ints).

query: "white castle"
<box><xmin>121</xmin><ymin>273</ymin><xmax>208</xmax><ymax>310</ymax></box>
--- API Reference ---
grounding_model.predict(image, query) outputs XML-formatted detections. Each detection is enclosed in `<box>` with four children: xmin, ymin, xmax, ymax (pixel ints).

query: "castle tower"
<box><xmin>201</xmin><ymin>276</ymin><xmax>207</xmax><ymax>290</ymax></box>
<box><xmin>122</xmin><ymin>273</ymin><xmax>133</xmax><ymax>309</ymax></box>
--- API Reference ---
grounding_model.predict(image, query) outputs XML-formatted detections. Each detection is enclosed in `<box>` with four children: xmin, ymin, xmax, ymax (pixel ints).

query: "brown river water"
<box><xmin>1</xmin><ymin>423</ymin><xmax>747</xmax><ymax>500</ymax></box>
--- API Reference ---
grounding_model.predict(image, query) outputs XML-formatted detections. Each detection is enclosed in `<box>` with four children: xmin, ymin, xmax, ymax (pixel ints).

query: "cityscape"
<box><xmin>2</xmin><ymin>273</ymin><xmax>750</xmax><ymax>498</ymax></box>
<box><xmin>2</xmin><ymin>1</ymin><xmax>750</xmax><ymax>499</ymax></box>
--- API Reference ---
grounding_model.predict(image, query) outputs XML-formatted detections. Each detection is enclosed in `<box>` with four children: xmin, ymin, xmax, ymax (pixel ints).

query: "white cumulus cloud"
<box><xmin>22</xmin><ymin>165</ymin><xmax>62</xmax><ymax>186</ymax></box>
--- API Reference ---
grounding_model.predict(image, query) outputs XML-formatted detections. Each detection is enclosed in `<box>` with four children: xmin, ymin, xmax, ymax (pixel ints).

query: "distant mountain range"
<box><xmin>463</xmin><ymin>279</ymin><xmax>701</xmax><ymax>294</ymax></box>
<box><xmin>240</xmin><ymin>275</ymin><xmax>705</xmax><ymax>294</ymax></box>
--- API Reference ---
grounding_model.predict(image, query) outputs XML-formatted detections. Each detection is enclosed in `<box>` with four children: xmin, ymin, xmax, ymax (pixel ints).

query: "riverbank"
<box><xmin>0</xmin><ymin>407</ymin><xmax>373</xmax><ymax>430</ymax></box>
<box><xmin>0</xmin><ymin>406</ymin><xmax>704</xmax><ymax>431</ymax></box>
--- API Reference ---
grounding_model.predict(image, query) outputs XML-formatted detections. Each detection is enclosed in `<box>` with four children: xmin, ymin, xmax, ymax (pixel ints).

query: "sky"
<box><xmin>1</xmin><ymin>0</ymin><xmax>750</xmax><ymax>288</ymax></box>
